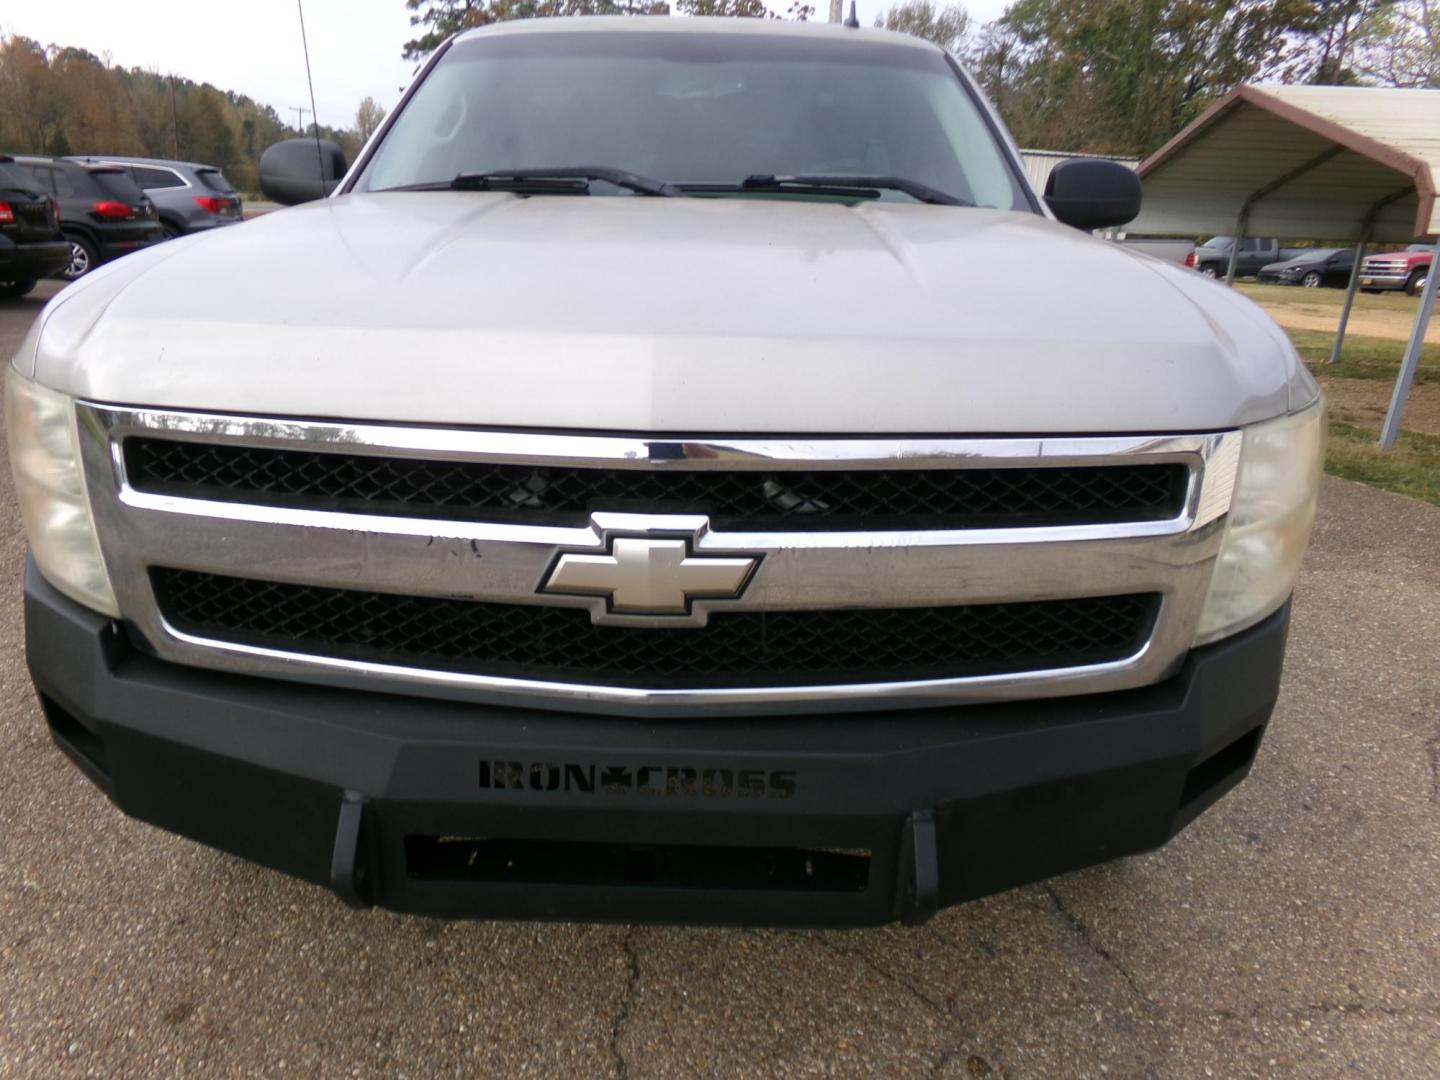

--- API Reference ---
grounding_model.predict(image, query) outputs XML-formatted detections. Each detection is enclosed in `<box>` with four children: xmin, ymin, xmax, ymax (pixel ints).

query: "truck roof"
<box><xmin>453</xmin><ymin>14</ymin><xmax>944</xmax><ymax>52</ymax></box>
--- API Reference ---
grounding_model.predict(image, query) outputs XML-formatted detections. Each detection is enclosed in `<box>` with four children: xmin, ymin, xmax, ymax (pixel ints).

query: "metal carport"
<box><xmin>1128</xmin><ymin>85</ymin><xmax>1440</xmax><ymax>449</ymax></box>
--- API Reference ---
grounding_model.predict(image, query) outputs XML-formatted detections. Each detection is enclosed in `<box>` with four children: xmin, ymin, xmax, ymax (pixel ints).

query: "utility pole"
<box><xmin>829</xmin><ymin>0</ymin><xmax>842</xmax><ymax>21</ymax></box>
<box><xmin>169</xmin><ymin>75</ymin><xmax>180</xmax><ymax>158</ymax></box>
<box><xmin>289</xmin><ymin>105</ymin><xmax>312</xmax><ymax>133</ymax></box>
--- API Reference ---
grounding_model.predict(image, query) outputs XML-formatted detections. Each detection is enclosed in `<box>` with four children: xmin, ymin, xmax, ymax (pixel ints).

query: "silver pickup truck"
<box><xmin>10</xmin><ymin>18</ymin><xmax>1322</xmax><ymax>926</ymax></box>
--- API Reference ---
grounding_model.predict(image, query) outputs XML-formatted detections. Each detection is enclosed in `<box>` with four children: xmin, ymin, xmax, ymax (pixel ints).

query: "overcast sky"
<box><xmin>3</xmin><ymin>0</ymin><xmax>1010</xmax><ymax>132</ymax></box>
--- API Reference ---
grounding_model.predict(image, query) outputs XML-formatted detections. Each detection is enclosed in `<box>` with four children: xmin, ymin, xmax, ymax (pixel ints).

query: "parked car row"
<box><xmin>1183</xmin><ymin>235</ymin><xmax>1432</xmax><ymax>295</ymax></box>
<box><xmin>70</xmin><ymin>156</ymin><xmax>244</xmax><ymax>238</ymax></box>
<box><xmin>1183</xmin><ymin>236</ymin><xmax>1302</xmax><ymax>278</ymax></box>
<box><xmin>0</xmin><ymin>153</ymin><xmax>242</xmax><ymax>297</ymax></box>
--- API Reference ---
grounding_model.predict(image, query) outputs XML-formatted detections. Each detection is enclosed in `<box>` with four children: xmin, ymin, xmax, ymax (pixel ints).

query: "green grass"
<box><xmin>1290</xmin><ymin>329</ymin><xmax>1440</xmax><ymax>384</ymax></box>
<box><xmin>1324</xmin><ymin>421</ymin><xmax>1440</xmax><ymax>506</ymax></box>
<box><xmin>1236</xmin><ymin>280</ymin><xmax>1425</xmax><ymax>316</ymax></box>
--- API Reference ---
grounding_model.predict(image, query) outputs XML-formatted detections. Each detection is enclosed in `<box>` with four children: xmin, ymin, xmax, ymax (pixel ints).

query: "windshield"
<box><xmin>356</xmin><ymin>30</ymin><xmax>1027</xmax><ymax>209</ymax></box>
<box><xmin>196</xmin><ymin>168</ymin><xmax>236</xmax><ymax>194</ymax></box>
<box><xmin>1291</xmin><ymin>249</ymin><xmax>1337</xmax><ymax>263</ymax></box>
<box><xmin>87</xmin><ymin>168</ymin><xmax>147</xmax><ymax>203</ymax></box>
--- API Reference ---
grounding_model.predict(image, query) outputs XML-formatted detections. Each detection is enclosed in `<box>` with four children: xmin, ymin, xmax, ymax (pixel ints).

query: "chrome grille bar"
<box><xmin>78</xmin><ymin>403</ymin><xmax>1241</xmax><ymax>717</ymax></box>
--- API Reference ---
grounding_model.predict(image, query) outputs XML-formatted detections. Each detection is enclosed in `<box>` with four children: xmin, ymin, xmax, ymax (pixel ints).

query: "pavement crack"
<box><xmin>793</xmin><ymin>931</ymin><xmax>951</xmax><ymax>1017</ymax></box>
<box><xmin>609</xmin><ymin>928</ymin><xmax>640</xmax><ymax>1080</ymax></box>
<box><xmin>1426</xmin><ymin>733</ymin><xmax>1439</xmax><ymax>805</ymax></box>
<box><xmin>1043</xmin><ymin>884</ymin><xmax>1153</xmax><ymax>1009</ymax></box>
<box><xmin>1213</xmin><ymin>1000</ymin><xmax>1439</xmax><ymax>1022</ymax></box>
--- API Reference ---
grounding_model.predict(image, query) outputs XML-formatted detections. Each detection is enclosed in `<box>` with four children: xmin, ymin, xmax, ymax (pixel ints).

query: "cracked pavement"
<box><xmin>2</xmin><ymin>282</ymin><xmax>1438</xmax><ymax>1077</ymax></box>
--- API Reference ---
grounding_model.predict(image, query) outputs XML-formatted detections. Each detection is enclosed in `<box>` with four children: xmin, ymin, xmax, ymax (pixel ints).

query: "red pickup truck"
<box><xmin>1359</xmin><ymin>244</ymin><xmax>1432</xmax><ymax>296</ymax></box>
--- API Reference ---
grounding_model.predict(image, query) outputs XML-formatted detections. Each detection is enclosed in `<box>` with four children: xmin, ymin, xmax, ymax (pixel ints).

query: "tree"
<box><xmin>51</xmin><ymin>49</ymin><xmax>139</xmax><ymax>155</ymax></box>
<box><xmin>674</xmin><ymin>0</ymin><xmax>767</xmax><ymax>13</ymax></box>
<box><xmin>401</xmin><ymin>0</ymin><xmax>814</xmax><ymax>59</ymax></box>
<box><xmin>1272</xmin><ymin>0</ymin><xmax>1389</xmax><ymax>84</ymax></box>
<box><xmin>1352</xmin><ymin>0</ymin><xmax>1440</xmax><ymax>86</ymax></box>
<box><xmin>0</xmin><ymin>31</ymin><xmax>374</xmax><ymax>194</ymax></box>
<box><xmin>403</xmin><ymin>0</ymin><xmax>669</xmax><ymax>60</ymax></box>
<box><xmin>875</xmin><ymin>0</ymin><xmax>971</xmax><ymax>52</ymax></box>
<box><xmin>355</xmin><ymin>96</ymin><xmax>387</xmax><ymax>143</ymax></box>
<box><xmin>970</xmin><ymin>0</ymin><xmax>1312</xmax><ymax>156</ymax></box>
<box><xmin>0</xmin><ymin>36</ymin><xmax>64</xmax><ymax>153</ymax></box>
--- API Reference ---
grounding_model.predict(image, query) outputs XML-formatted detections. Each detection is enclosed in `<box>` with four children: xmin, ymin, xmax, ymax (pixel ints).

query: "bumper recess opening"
<box><xmin>405</xmin><ymin>835</ymin><xmax>872</xmax><ymax>893</ymax></box>
<box><xmin>40</xmin><ymin>694</ymin><xmax>112</xmax><ymax>792</ymax></box>
<box><xmin>1176</xmin><ymin>724</ymin><xmax>1265</xmax><ymax>827</ymax></box>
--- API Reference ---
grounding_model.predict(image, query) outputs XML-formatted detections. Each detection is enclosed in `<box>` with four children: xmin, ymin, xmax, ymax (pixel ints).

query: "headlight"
<box><xmin>6</xmin><ymin>367</ymin><xmax>118</xmax><ymax>616</ymax></box>
<box><xmin>1195</xmin><ymin>400</ymin><xmax>1323</xmax><ymax>645</ymax></box>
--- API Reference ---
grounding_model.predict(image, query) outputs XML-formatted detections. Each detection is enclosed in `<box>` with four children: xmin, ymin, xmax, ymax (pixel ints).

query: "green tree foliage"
<box><xmin>875</xmin><ymin>0</ymin><xmax>971</xmax><ymax>52</ymax></box>
<box><xmin>403</xmin><ymin>0</ymin><xmax>671</xmax><ymax>60</ymax></box>
<box><xmin>1351</xmin><ymin>0</ymin><xmax>1440</xmax><ymax>86</ymax></box>
<box><xmin>969</xmin><ymin>0</ymin><xmax>1315</xmax><ymax>156</ymax></box>
<box><xmin>355</xmin><ymin>95</ymin><xmax>388</xmax><ymax>143</ymax></box>
<box><xmin>1285</xmin><ymin>0</ymin><xmax>1389</xmax><ymax>83</ymax></box>
<box><xmin>0</xmin><ymin>37</ymin><xmax>64</xmax><ymax>154</ymax></box>
<box><xmin>0</xmin><ymin>34</ymin><xmax>373</xmax><ymax>194</ymax></box>
<box><xmin>675</xmin><ymin>0</ymin><xmax>767</xmax><ymax>14</ymax></box>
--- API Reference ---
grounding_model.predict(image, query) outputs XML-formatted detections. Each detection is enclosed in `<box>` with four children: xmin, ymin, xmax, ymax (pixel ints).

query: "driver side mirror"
<box><xmin>259</xmin><ymin>139</ymin><xmax>348</xmax><ymax>206</ymax></box>
<box><xmin>1044</xmin><ymin>159</ymin><xmax>1142</xmax><ymax>231</ymax></box>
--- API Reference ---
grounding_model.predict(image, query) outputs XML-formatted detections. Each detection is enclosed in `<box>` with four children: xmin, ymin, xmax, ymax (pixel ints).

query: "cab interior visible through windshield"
<box><xmin>357</xmin><ymin>30</ymin><xmax>1027</xmax><ymax>210</ymax></box>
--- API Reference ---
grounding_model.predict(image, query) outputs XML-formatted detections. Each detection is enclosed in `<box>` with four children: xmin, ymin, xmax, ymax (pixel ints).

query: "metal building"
<box><xmin>1018</xmin><ymin>149</ymin><xmax>1138</xmax><ymax>194</ymax></box>
<box><xmin>1128</xmin><ymin>84</ymin><xmax>1440</xmax><ymax>449</ymax></box>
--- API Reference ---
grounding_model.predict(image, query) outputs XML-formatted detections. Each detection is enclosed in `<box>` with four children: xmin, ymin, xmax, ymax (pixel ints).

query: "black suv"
<box><xmin>0</xmin><ymin>156</ymin><xmax>69</xmax><ymax>298</ymax></box>
<box><xmin>10</xmin><ymin>156</ymin><xmax>163</xmax><ymax>280</ymax></box>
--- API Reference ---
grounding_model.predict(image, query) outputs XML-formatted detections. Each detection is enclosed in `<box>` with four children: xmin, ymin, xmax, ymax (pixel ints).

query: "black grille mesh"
<box><xmin>152</xmin><ymin>569</ymin><xmax>1159</xmax><ymax>689</ymax></box>
<box><xmin>125</xmin><ymin>439</ymin><xmax>1188</xmax><ymax>530</ymax></box>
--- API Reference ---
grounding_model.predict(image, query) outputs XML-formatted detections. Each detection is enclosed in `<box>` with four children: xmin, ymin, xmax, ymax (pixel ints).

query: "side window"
<box><xmin>51</xmin><ymin>167</ymin><xmax>77</xmax><ymax>198</ymax></box>
<box><xmin>133</xmin><ymin>166</ymin><xmax>185</xmax><ymax>189</ymax></box>
<box><xmin>23</xmin><ymin>165</ymin><xmax>55</xmax><ymax>195</ymax></box>
<box><xmin>1240</xmin><ymin>238</ymin><xmax>1261</xmax><ymax>252</ymax></box>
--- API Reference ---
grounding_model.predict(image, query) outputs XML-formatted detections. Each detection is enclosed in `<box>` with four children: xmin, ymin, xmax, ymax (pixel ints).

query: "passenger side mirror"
<box><xmin>1044</xmin><ymin>159</ymin><xmax>1142</xmax><ymax>231</ymax></box>
<box><xmin>259</xmin><ymin>139</ymin><xmax>348</xmax><ymax>206</ymax></box>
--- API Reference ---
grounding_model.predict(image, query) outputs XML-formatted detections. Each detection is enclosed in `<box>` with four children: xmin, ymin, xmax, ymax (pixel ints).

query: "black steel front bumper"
<box><xmin>25</xmin><ymin>562</ymin><xmax>1289</xmax><ymax>927</ymax></box>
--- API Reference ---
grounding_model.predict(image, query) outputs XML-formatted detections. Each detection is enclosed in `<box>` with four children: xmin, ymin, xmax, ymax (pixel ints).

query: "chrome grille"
<box><xmin>153</xmin><ymin>568</ymin><xmax>1160</xmax><ymax>689</ymax></box>
<box><xmin>78</xmin><ymin>404</ymin><xmax>1242</xmax><ymax>717</ymax></box>
<box><xmin>124</xmin><ymin>437</ymin><xmax>1189</xmax><ymax>530</ymax></box>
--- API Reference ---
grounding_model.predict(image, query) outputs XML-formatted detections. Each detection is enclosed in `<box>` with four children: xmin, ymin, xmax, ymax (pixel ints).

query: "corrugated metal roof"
<box><xmin>1129</xmin><ymin>84</ymin><xmax>1440</xmax><ymax>242</ymax></box>
<box><xmin>1259</xmin><ymin>85</ymin><xmax>1440</xmax><ymax>175</ymax></box>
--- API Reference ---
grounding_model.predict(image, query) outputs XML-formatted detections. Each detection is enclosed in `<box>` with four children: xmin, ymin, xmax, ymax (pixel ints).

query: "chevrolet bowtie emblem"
<box><xmin>541</xmin><ymin>536</ymin><xmax>759</xmax><ymax>622</ymax></box>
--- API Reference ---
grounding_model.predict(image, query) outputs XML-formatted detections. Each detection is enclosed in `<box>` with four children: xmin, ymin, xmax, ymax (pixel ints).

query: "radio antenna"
<box><xmin>296</xmin><ymin>0</ymin><xmax>326</xmax><ymax>188</ymax></box>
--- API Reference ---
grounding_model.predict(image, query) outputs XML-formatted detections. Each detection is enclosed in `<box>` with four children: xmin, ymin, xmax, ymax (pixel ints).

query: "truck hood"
<box><xmin>22</xmin><ymin>193</ymin><xmax>1314</xmax><ymax>433</ymax></box>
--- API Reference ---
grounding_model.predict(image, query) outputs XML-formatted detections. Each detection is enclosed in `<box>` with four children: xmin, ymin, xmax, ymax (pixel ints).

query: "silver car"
<box><xmin>14</xmin><ymin>19</ymin><xmax>1323</xmax><ymax>926</ymax></box>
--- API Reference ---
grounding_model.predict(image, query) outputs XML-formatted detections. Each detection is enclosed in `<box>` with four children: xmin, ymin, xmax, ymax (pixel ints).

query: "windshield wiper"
<box><xmin>683</xmin><ymin>174</ymin><xmax>971</xmax><ymax>207</ymax></box>
<box><xmin>382</xmin><ymin>167</ymin><xmax>680</xmax><ymax>197</ymax></box>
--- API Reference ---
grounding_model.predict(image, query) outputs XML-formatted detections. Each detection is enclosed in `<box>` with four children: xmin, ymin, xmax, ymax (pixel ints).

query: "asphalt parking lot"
<box><xmin>1</xmin><ymin>281</ymin><xmax>1437</xmax><ymax>1078</ymax></box>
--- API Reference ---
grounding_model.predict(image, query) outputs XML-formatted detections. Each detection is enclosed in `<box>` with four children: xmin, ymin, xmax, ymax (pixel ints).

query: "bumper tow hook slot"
<box><xmin>330</xmin><ymin>791</ymin><xmax>375</xmax><ymax>909</ymax></box>
<box><xmin>898</xmin><ymin>810</ymin><xmax>940</xmax><ymax>925</ymax></box>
